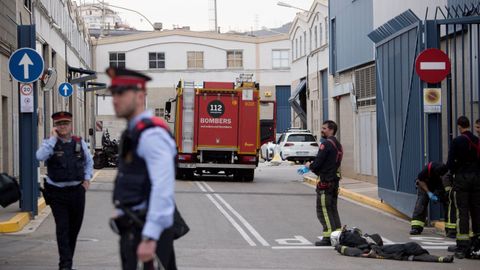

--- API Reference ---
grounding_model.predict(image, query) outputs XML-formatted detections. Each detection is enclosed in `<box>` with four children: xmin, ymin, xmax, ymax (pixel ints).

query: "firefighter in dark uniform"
<box><xmin>107</xmin><ymin>67</ymin><xmax>177</xmax><ymax>270</ymax></box>
<box><xmin>36</xmin><ymin>112</ymin><xmax>94</xmax><ymax>270</ymax></box>
<box><xmin>447</xmin><ymin>116</ymin><xmax>480</xmax><ymax>258</ymax></box>
<box><xmin>409</xmin><ymin>161</ymin><xmax>456</xmax><ymax>238</ymax></box>
<box><xmin>299</xmin><ymin>120</ymin><xmax>343</xmax><ymax>246</ymax></box>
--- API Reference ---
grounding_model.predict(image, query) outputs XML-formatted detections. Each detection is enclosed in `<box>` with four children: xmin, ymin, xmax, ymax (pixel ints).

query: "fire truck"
<box><xmin>165</xmin><ymin>74</ymin><xmax>275</xmax><ymax>181</ymax></box>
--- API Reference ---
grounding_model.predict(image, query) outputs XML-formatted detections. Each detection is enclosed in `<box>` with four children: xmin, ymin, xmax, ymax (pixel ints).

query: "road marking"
<box><xmin>194</xmin><ymin>182</ymin><xmax>256</xmax><ymax>246</ymax></box>
<box><xmin>201</xmin><ymin>182</ymin><xmax>270</xmax><ymax>247</ymax></box>
<box><xmin>91</xmin><ymin>171</ymin><xmax>100</xmax><ymax>182</ymax></box>
<box><xmin>272</xmin><ymin>246</ymin><xmax>333</xmax><ymax>250</ymax></box>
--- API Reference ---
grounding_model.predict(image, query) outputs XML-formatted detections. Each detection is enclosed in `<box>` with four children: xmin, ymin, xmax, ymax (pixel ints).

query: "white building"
<box><xmin>289</xmin><ymin>0</ymin><xmax>329</xmax><ymax>138</ymax></box>
<box><xmin>93</xmin><ymin>30</ymin><xmax>292</xmax><ymax>140</ymax></box>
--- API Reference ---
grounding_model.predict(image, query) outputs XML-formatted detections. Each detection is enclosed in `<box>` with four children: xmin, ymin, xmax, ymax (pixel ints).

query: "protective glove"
<box><xmin>427</xmin><ymin>191</ymin><xmax>439</xmax><ymax>202</ymax></box>
<box><xmin>297</xmin><ymin>165</ymin><xmax>310</xmax><ymax>175</ymax></box>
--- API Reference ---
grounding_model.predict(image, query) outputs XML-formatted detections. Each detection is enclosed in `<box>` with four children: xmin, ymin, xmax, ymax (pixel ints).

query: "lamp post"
<box><xmin>92</xmin><ymin>1</ymin><xmax>156</xmax><ymax>33</ymax></box>
<box><xmin>277</xmin><ymin>1</ymin><xmax>310</xmax><ymax>13</ymax></box>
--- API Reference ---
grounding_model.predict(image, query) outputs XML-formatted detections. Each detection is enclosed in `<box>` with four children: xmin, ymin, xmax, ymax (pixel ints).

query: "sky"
<box><xmin>82</xmin><ymin>0</ymin><xmax>313</xmax><ymax>32</ymax></box>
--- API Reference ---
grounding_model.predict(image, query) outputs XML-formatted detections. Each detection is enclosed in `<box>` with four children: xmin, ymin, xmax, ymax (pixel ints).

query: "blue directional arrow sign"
<box><xmin>8</xmin><ymin>48</ymin><xmax>44</xmax><ymax>83</ymax></box>
<box><xmin>58</xmin><ymin>82</ymin><xmax>74</xmax><ymax>97</ymax></box>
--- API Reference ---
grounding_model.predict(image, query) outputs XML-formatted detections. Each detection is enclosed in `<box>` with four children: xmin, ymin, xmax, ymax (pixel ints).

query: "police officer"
<box><xmin>298</xmin><ymin>120</ymin><xmax>343</xmax><ymax>246</ymax></box>
<box><xmin>107</xmin><ymin>67</ymin><xmax>177</xmax><ymax>270</ymax></box>
<box><xmin>446</xmin><ymin>116</ymin><xmax>480</xmax><ymax>258</ymax></box>
<box><xmin>36</xmin><ymin>112</ymin><xmax>93</xmax><ymax>270</ymax></box>
<box><xmin>409</xmin><ymin>162</ymin><xmax>456</xmax><ymax>238</ymax></box>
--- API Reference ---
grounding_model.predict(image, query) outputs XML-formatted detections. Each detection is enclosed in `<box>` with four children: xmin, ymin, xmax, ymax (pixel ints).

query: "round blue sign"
<box><xmin>58</xmin><ymin>83</ymin><xmax>74</xmax><ymax>97</ymax></box>
<box><xmin>8</xmin><ymin>48</ymin><xmax>44</xmax><ymax>83</ymax></box>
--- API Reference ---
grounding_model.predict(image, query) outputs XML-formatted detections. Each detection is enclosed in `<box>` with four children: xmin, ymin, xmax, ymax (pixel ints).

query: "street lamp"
<box><xmin>277</xmin><ymin>1</ymin><xmax>309</xmax><ymax>13</ymax></box>
<box><xmin>93</xmin><ymin>1</ymin><xmax>156</xmax><ymax>31</ymax></box>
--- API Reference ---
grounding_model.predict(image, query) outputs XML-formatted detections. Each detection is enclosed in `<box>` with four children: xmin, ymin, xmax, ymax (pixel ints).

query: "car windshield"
<box><xmin>286</xmin><ymin>134</ymin><xmax>316</xmax><ymax>142</ymax></box>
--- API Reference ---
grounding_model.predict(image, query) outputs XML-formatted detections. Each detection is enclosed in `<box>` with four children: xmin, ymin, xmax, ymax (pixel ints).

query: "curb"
<box><xmin>304</xmin><ymin>176</ymin><xmax>410</xmax><ymax>220</ymax></box>
<box><xmin>0</xmin><ymin>198</ymin><xmax>47</xmax><ymax>233</ymax></box>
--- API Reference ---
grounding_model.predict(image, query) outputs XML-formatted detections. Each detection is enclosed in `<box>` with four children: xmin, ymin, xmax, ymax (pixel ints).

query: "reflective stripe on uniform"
<box><xmin>447</xmin><ymin>190</ymin><xmax>454</xmax><ymax>225</ymax></box>
<box><xmin>445</xmin><ymin>223</ymin><xmax>457</xmax><ymax>229</ymax></box>
<box><xmin>341</xmin><ymin>246</ymin><xmax>347</xmax><ymax>254</ymax></box>
<box><xmin>457</xmin><ymin>234</ymin><xmax>470</xmax><ymax>240</ymax></box>
<box><xmin>321</xmin><ymin>193</ymin><xmax>333</xmax><ymax>237</ymax></box>
<box><xmin>411</xmin><ymin>220</ymin><xmax>425</xmax><ymax>227</ymax></box>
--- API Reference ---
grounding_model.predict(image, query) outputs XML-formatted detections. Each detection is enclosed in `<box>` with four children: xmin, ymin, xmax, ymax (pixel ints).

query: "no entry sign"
<box><xmin>415</xmin><ymin>48</ymin><xmax>451</xmax><ymax>84</ymax></box>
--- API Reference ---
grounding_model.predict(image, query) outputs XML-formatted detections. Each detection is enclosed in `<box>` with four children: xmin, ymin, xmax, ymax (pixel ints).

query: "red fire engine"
<box><xmin>165</xmin><ymin>75</ymin><xmax>275</xmax><ymax>181</ymax></box>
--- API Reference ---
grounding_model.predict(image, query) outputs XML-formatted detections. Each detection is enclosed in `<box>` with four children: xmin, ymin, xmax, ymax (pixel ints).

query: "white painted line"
<box><xmin>272</xmin><ymin>246</ymin><xmax>333</xmax><ymax>250</ymax></box>
<box><xmin>205</xmin><ymin>193</ymin><xmax>257</xmax><ymax>247</ymax></box>
<box><xmin>91</xmin><ymin>171</ymin><xmax>101</xmax><ymax>182</ymax></box>
<box><xmin>381</xmin><ymin>237</ymin><xmax>396</xmax><ymax>245</ymax></box>
<box><xmin>272</xmin><ymin>246</ymin><xmax>448</xmax><ymax>250</ymax></box>
<box><xmin>194</xmin><ymin>182</ymin><xmax>207</xmax><ymax>192</ymax></box>
<box><xmin>420</xmin><ymin>62</ymin><xmax>446</xmax><ymax>70</ymax></box>
<box><xmin>195</xmin><ymin>182</ymin><xmax>256</xmax><ymax>246</ymax></box>
<box><xmin>202</xmin><ymin>182</ymin><xmax>270</xmax><ymax>247</ymax></box>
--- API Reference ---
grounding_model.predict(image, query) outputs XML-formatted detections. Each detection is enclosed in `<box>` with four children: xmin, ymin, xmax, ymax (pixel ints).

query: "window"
<box><xmin>309</xmin><ymin>29</ymin><xmax>312</xmax><ymax>52</ymax></box>
<box><xmin>314</xmin><ymin>26</ymin><xmax>318</xmax><ymax>48</ymax></box>
<box><xmin>24</xmin><ymin>0</ymin><xmax>32</xmax><ymax>10</ymax></box>
<box><xmin>227</xmin><ymin>50</ymin><xmax>243</xmax><ymax>68</ymax></box>
<box><xmin>319</xmin><ymin>23</ymin><xmax>323</xmax><ymax>45</ymax></box>
<box><xmin>155</xmin><ymin>108</ymin><xmax>165</xmax><ymax>117</ymax></box>
<box><xmin>354</xmin><ymin>65</ymin><xmax>376</xmax><ymax>107</ymax></box>
<box><xmin>109</xmin><ymin>52</ymin><xmax>126</xmax><ymax>68</ymax></box>
<box><xmin>303</xmin><ymin>31</ymin><xmax>307</xmax><ymax>55</ymax></box>
<box><xmin>149</xmin><ymin>52</ymin><xmax>165</xmax><ymax>69</ymax></box>
<box><xmin>272</xmin><ymin>50</ymin><xmax>289</xmax><ymax>69</ymax></box>
<box><xmin>325</xmin><ymin>17</ymin><xmax>329</xmax><ymax>43</ymax></box>
<box><xmin>295</xmin><ymin>39</ymin><xmax>298</xmax><ymax>59</ymax></box>
<box><xmin>299</xmin><ymin>36</ymin><xmax>303</xmax><ymax>56</ymax></box>
<box><xmin>187</xmin><ymin>51</ymin><xmax>204</xmax><ymax>69</ymax></box>
<box><xmin>287</xmin><ymin>134</ymin><xmax>316</xmax><ymax>142</ymax></box>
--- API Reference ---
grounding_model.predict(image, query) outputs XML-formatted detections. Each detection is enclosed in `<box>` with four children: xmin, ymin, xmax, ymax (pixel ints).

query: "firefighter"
<box><xmin>446</xmin><ymin>116</ymin><xmax>480</xmax><ymax>259</ymax></box>
<box><xmin>107</xmin><ymin>67</ymin><xmax>177</xmax><ymax>269</ymax></box>
<box><xmin>475</xmin><ymin>119</ymin><xmax>480</xmax><ymax>136</ymax></box>
<box><xmin>409</xmin><ymin>162</ymin><xmax>456</xmax><ymax>238</ymax></box>
<box><xmin>298</xmin><ymin>120</ymin><xmax>343</xmax><ymax>246</ymax></box>
<box><xmin>36</xmin><ymin>112</ymin><xmax>94</xmax><ymax>270</ymax></box>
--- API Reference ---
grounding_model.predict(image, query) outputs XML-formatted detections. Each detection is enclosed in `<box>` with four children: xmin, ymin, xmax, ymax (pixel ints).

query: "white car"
<box><xmin>274</xmin><ymin>130</ymin><xmax>319</xmax><ymax>163</ymax></box>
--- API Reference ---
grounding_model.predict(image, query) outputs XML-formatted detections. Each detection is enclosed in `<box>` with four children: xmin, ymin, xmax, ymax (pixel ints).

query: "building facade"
<box><xmin>93</xmin><ymin>30</ymin><xmax>292</xmax><ymax>140</ymax></box>
<box><xmin>0</xmin><ymin>0</ymin><xmax>93</xmax><ymax>177</ymax></box>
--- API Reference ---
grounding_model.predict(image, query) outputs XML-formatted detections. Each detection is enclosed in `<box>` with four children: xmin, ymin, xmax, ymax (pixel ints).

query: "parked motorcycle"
<box><xmin>93</xmin><ymin>130</ymin><xmax>119</xmax><ymax>169</ymax></box>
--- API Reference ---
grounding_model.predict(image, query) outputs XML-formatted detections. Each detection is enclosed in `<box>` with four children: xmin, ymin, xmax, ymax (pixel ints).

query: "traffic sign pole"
<box><xmin>17</xmin><ymin>25</ymin><xmax>39</xmax><ymax>216</ymax></box>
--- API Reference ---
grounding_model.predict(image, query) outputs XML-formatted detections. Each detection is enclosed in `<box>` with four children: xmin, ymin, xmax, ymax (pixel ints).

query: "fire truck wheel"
<box><xmin>243</xmin><ymin>169</ymin><xmax>255</xmax><ymax>182</ymax></box>
<box><xmin>176</xmin><ymin>169</ymin><xmax>194</xmax><ymax>180</ymax></box>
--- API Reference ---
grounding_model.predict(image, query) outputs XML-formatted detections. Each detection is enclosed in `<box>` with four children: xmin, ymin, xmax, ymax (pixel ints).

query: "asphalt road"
<box><xmin>0</xmin><ymin>164</ymin><xmax>477</xmax><ymax>270</ymax></box>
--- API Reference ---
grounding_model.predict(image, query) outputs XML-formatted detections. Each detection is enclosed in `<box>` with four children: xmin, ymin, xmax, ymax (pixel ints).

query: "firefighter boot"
<box><xmin>409</xmin><ymin>226</ymin><xmax>423</xmax><ymax>235</ymax></box>
<box><xmin>445</xmin><ymin>228</ymin><xmax>457</xmax><ymax>239</ymax></box>
<box><xmin>315</xmin><ymin>237</ymin><xmax>331</xmax><ymax>246</ymax></box>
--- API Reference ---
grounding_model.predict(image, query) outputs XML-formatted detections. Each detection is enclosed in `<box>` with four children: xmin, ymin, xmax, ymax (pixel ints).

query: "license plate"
<box><xmin>296</xmin><ymin>151</ymin><xmax>309</xmax><ymax>155</ymax></box>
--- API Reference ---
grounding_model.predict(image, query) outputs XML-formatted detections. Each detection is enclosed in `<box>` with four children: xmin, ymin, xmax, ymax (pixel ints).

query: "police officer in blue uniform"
<box><xmin>36</xmin><ymin>111</ymin><xmax>93</xmax><ymax>270</ymax></box>
<box><xmin>107</xmin><ymin>67</ymin><xmax>177</xmax><ymax>270</ymax></box>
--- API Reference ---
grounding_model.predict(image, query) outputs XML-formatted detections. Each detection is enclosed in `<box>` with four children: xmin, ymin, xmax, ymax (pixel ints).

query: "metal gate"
<box><xmin>370</xmin><ymin>5</ymin><xmax>480</xmax><ymax>218</ymax></box>
<box><xmin>369</xmin><ymin>10</ymin><xmax>424</xmax><ymax>215</ymax></box>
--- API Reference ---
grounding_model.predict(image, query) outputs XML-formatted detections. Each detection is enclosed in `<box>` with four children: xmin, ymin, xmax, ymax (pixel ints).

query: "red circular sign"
<box><xmin>415</xmin><ymin>48</ymin><xmax>451</xmax><ymax>83</ymax></box>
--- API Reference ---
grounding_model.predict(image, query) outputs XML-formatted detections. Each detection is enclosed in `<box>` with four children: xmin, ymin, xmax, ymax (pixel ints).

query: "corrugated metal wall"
<box><xmin>329</xmin><ymin>0</ymin><xmax>374</xmax><ymax>73</ymax></box>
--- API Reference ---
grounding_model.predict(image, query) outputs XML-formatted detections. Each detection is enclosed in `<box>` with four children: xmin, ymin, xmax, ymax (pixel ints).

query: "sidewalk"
<box><xmin>0</xmin><ymin>198</ymin><xmax>46</xmax><ymax>233</ymax></box>
<box><xmin>303</xmin><ymin>174</ymin><xmax>447</xmax><ymax>232</ymax></box>
<box><xmin>0</xmin><ymin>170</ymin><xmax>101</xmax><ymax>233</ymax></box>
